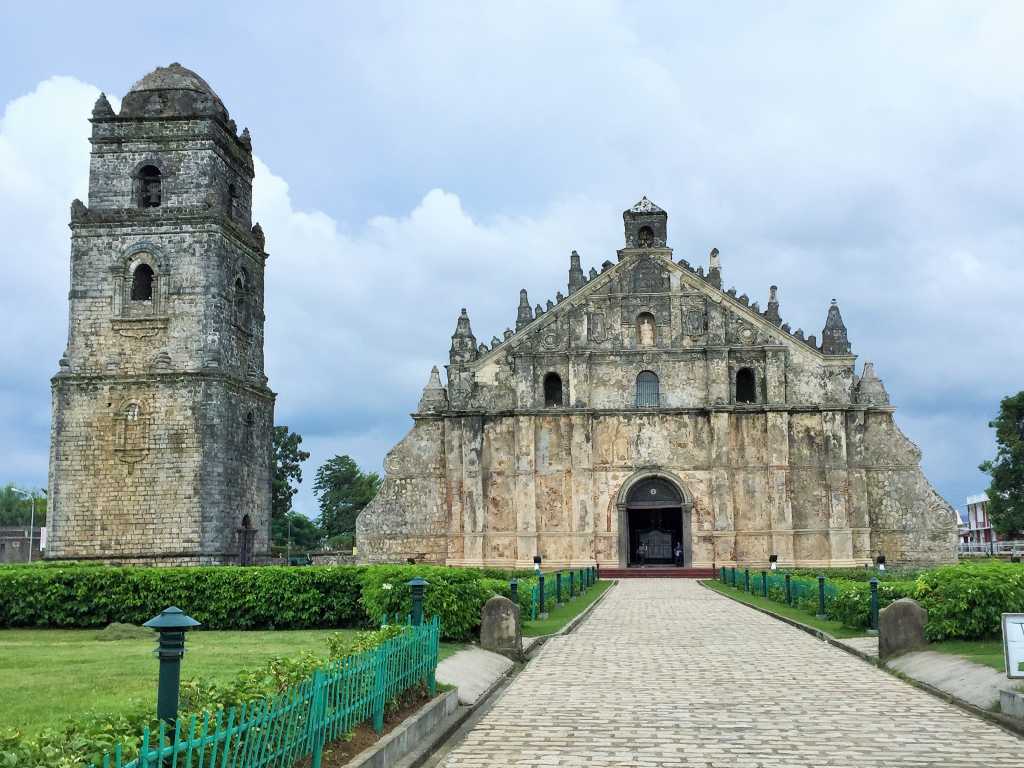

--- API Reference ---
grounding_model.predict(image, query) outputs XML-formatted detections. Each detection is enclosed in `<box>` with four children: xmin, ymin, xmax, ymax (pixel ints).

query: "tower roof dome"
<box><xmin>119</xmin><ymin>63</ymin><xmax>229</xmax><ymax>121</ymax></box>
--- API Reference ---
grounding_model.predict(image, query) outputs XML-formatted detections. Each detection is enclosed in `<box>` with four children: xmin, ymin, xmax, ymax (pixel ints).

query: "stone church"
<box><xmin>357</xmin><ymin>198</ymin><xmax>957</xmax><ymax>568</ymax></box>
<box><xmin>46</xmin><ymin>64</ymin><xmax>274</xmax><ymax>564</ymax></box>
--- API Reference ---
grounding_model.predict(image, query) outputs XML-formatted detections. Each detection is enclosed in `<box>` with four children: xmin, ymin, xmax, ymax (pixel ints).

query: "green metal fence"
<box><xmin>529</xmin><ymin>567</ymin><xmax>595</xmax><ymax>620</ymax></box>
<box><xmin>94</xmin><ymin>616</ymin><xmax>440</xmax><ymax>768</ymax></box>
<box><xmin>718</xmin><ymin>567</ymin><xmax>838</xmax><ymax>613</ymax></box>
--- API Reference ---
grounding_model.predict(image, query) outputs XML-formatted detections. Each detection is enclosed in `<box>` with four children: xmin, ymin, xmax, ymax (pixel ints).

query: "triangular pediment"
<box><xmin>471</xmin><ymin>250</ymin><xmax>829</xmax><ymax>367</ymax></box>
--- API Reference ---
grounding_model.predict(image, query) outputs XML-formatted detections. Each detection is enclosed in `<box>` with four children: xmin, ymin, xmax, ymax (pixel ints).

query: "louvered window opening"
<box><xmin>636</xmin><ymin>371</ymin><xmax>659</xmax><ymax>407</ymax></box>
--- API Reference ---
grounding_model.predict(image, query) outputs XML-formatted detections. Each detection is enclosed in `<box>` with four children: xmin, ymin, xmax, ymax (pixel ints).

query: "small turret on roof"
<box><xmin>821</xmin><ymin>299</ymin><xmax>852</xmax><ymax>355</ymax></box>
<box><xmin>516</xmin><ymin>289</ymin><xmax>534</xmax><ymax>331</ymax></box>
<box><xmin>449</xmin><ymin>308</ymin><xmax>478</xmax><ymax>364</ymax></box>
<box><xmin>418</xmin><ymin>366</ymin><xmax>449</xmax><ymax>413</ymax></box>
<box><xmin>623</xmin><ymin>196</ymin><xmax>667</xmax><ymax>247</ymax></box>
<box><xmin>765</xmin><ymin>285</ymin><xmax>782</xmax><ymax>326</ymax></box>
<box><xmin>855</xmin><ymin>362</ymin><xmax>889</xmax><ymax>405</ymax></box>
<box><xmin>568</xmin><ymin>250</ymin><xmax>585</xmax><ymax>294</ymax></box>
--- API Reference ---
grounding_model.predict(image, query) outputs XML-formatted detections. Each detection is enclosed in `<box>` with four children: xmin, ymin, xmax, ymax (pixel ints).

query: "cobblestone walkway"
<box><xmin>440</xmin><ymin>580</ymin><xmax>1022</xmax><ymax>767</ymax></box>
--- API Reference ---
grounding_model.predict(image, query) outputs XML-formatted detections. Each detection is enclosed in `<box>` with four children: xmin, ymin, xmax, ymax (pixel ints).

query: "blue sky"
<box><xmin>1</xmin><ymin>2</ymin><xmax>1022</xmax><ymax>520</ymax></box>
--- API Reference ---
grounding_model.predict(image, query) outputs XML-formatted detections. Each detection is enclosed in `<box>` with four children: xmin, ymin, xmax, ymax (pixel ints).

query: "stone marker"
<box><xmin>480</xmin><ymin>595</ymin><xmax>522</xmax><ymax>659</ymax></box>
<box><xmin>879</xmin><ymin>598</ymin><xmax>928</xmax><ymax>660</ymax></box>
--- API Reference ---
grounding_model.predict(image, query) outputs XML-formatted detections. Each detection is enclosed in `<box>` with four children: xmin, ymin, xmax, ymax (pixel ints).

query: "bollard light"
<box><xmin>143</xmin><ymin>606</ymin><xmax>201</xmax><ymax>725</ymax></box>
<box><xmin>407</xmin><ymin>577</ymin><xmax>429</xmax><ymax>626</ymax></box>
<box><xmin>510</xmin><ymin>578</ymin><xmax>519</xmax><ymax>603</ymax></box>
<box><xmin>868</xmin><ymin>577</ymin><xmax>880</xmax><ymax>635</ymax></box>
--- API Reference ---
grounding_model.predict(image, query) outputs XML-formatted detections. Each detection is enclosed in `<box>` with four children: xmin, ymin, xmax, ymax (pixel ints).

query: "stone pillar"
<box><xmin>514</xmin><ymin>414</ymin><xmax>537</xmax><ymax>568</ymax></box>
<box><xmin>709</xmin><ymin>411</ymin><xmax>735</xmax><ymax>563</ymax></box>
<box><xmin>570</xmin><ymin>412</ymin><xmax>594</xmax><ymax>565</ymax></box>
<box><xmin>765</xmin><ymin>347</ymin><xmax>787</xmax><ymax>404</ymax></box>
<box><xmin>766</xmin><ymin>410</ymin><xmax>794</xmax><ymax>564</ymax></box>
<box><xmin>461</xmin><ymin>416</ymin><xmax>485</xmax><ymax>564</ymax></box>
<box><xmin>568</xmin><ymin>352</ymin><xmax>591</xmax><ymax>408</ymax></box>
<box><xmin>845</xmin><ymin>409</ymin><xmax>871</xmax><ymax>560</ymax></box>
<box><xmin>823</xmin><ymin>410</ymin><xmax>853</xmax><ymax>564</ymax></box>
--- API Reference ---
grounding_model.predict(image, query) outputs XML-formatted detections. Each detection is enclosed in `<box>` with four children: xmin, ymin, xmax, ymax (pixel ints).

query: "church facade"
<box><xmin>46</xmin><ymin>64</ymin><xmax>275</xmax><ymax>564</ymax></box>
<box><xmin>357</xmin><ymin>199</ymin><xmax>957</xmax><ymax>568</ymax></box>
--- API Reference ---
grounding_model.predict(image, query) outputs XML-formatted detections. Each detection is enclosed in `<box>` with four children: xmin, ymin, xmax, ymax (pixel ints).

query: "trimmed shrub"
<box><xmin>827</xmin><ymin>580</ymin><xmax>916</xmax><ymax>629</ymax></box>
<box><xmin>914</xmin><ymin>561</ymin><xmax>1024</xmax><ymax>640</ymax></box>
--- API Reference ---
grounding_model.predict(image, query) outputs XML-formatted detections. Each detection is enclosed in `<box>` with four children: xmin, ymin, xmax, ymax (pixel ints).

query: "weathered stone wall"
<box><xmin>358</xmin><ymin>199</ymin><xmax>957</xmax><ymax>568</ymax></box>
<box><xmin>47</xmin><ymin>65</ymin><xmax>274</xmax><ymax>565</ymax></box>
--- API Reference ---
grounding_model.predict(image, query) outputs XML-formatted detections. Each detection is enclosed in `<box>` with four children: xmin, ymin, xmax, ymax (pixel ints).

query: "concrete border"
<box><xmin>699</xmin><ymin>579</ymin><xmax>1024</xmax><ymax>739</ymax></box>
<box><xmin>346</xmin><ymin>688</ymin><xmax>460</xmax><ymax>768</ymax></box>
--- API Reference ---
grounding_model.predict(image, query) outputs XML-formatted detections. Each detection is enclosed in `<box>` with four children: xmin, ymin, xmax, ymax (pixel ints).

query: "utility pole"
<box><xmin>11</xmin><ymin>487</ymin><xmax>37</xmax><ymax>563</ymax></box>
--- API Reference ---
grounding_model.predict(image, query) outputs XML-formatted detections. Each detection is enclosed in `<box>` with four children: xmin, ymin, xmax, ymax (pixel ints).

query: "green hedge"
<box><xmin>915</xmin><ymin>561</ymin><xmax>1024</xmax><ymax>641</ymax></box>
<box><xmin>0</xmin><ymin>564</ymin><xmax>533</xmax><ymax>642</ymax></box>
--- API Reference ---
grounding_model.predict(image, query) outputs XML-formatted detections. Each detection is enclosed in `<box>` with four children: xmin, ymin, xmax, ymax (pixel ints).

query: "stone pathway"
<box><xmin>439</xmin><ymin>580</ymin><xmax>1022</xmax><ymax>767</ymax></box>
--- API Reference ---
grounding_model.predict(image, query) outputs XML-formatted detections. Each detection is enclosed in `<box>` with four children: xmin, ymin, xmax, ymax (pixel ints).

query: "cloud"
<box><xmin>2</xmin><ymin>3</ymin><xmax>1023</xmax><ymax>520</ymax></box>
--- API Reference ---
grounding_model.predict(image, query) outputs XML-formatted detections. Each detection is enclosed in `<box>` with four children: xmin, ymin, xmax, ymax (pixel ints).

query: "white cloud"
<box><xmin>2</xmin><ymin>3</ymin><xmax>1023</xmax><ymax>517</ymax></box>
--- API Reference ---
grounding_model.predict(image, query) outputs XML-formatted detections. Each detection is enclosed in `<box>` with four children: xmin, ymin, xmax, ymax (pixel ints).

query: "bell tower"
<box><xmin>47</xmin><ymin>64</ymin><xmax>275</xmax><ymax>564</ymax></box>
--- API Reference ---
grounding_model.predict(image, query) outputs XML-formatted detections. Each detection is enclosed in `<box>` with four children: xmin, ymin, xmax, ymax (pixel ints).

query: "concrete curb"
<box><xmin>346</xmin><ymin>688</ymin><xmax>459</xmax><ymax>768</ymax></box>
<box><xmin>699</xmin><ymin>579</ymin><xmax>1024</xmax><ymax>740</ymax></box>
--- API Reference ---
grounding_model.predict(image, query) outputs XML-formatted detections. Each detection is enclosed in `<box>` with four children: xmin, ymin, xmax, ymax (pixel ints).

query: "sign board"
<box><xmin>1003</xmin><ymin>613</ymin><xmax>1024</xmax><ymax>679</ymax></box>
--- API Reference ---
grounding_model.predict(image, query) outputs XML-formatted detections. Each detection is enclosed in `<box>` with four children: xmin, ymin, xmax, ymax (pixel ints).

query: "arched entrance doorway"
<box><xmin>616</xmin><ymin>471</ymin><xmax>692</xmax><ymax>567</ymax></box>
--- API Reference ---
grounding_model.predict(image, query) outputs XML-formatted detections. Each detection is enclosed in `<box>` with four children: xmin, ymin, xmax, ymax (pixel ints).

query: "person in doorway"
<box><xmin>673</xmin><ymin>541</ymin><xmax>683</xmax><ymax>567</ymax></box>
<box><xmin>637</xmin><ymin>541</ymin><xmax>648</xmax><ymax>565</ymax></box>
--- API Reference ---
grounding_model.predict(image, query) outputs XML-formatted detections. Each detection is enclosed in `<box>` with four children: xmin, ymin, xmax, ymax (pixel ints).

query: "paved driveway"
<box><xmin>440</xmin><ymin>579</ymin><xmax>1022</xmax><ymax>767</ymax></box>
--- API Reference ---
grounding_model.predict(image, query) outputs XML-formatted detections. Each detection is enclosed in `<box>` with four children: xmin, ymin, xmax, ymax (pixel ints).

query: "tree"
<box><xmin>272</xmin><ymin>426</ymin><xmax>310</xmax><ymax>525</ymax></box>
<box><xmin>271</xmin><ymin>510</ymin><xmax>322</xmax><ymax>554</ymax></box>
<box><xmin>313</xmin><ymin>455</ymin><xmax>381</xmax><ymax>537</ymax></box>
<box><xmin>980</xmin><ymin>391</ymin><xmax>1024</xmax><ymax>536</ymax></box>
<box><xmin>0</xmin><ymin>484</ymin><xmax>45</xmax><ymax>526</ymax></box>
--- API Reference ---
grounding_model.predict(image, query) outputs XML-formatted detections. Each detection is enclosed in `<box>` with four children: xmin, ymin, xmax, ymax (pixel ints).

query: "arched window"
<box><xmin>234</xmin><ymin>271</ymin><xmax>250</xmax><ymax>328</ymax></box>
<box><xmin>138</xmin><ymin>165</ymin><xmax>162</xmax><ymax>208</ymax></box>
<box><xmin>636</xmin><ymin>370</ymin><xmax>659</xmax><ymax>407</ymax></box>
<box><xmin>228</xmin><ymin>183</ymin><xmax>239</xmax><ymax>218</ymax></box>
<box><xmin>637</xmin><ymin>312</ymin><xmax>656</xmax><ymax>347</ymax></box>
<box><xmin>130</xmin><ymin>264</ymin><xmax>154</xmax><ymax>301</ymax></box>
<box><xmin>637</xmin><ymin>225</ymin><xmax>654</xmax><ymax>247</ymax></box>
<box><xmin>544</xmin><ymin>372</ymin><xmax>563</xmax><ymax>407</ymax></box>
<box><xmin>736</xmin><ymin>367</ymin><xmax>757</xmax><ymax>403</ymax></box>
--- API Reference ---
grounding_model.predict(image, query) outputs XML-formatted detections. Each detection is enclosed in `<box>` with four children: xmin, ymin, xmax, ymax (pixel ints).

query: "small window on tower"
<box><xmin>131</xmin><ymin>264</ymin><xmax>154</xmax><ymax>301</ymax></box>
<box><xmin>544</xmin><ymin>372</ymin><xmax>563</xmax><ymax>407</ymax></box>
<box><xmin>736</xmin><ymin>367</ymin><xmax>757</xmax><ymax>403</ymax></box>
<box><xmin>138</xmin><ymin>165</ymin><xmax>162</xmax><ymax>208</ymax></box>
<box><xmin>637</xmin><ymin>226</ymin><xmax>654</xmax><ymax>247</ymax></box>
<box><xmin>228</xmin><ymin>183</ymin><xmax>239</xmax><ymax>217</ymax></box>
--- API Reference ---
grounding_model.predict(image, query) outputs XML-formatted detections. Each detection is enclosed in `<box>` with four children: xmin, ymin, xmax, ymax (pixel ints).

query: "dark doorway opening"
<box><xmin>625</xmin><ymin>476</ymin><xmax>685</xmax><ymax>566</ymax></box>
<box><xmin>628</xmin><ymin>507</ymin><xmax>683</xmax><ymax>565</ymax></box>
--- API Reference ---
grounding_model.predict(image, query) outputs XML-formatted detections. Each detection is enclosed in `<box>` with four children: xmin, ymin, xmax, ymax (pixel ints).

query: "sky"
<box><xmin>1</xmin><ymin>2</ymin><xmax>1022</xmax><ymax>521</ymax></box>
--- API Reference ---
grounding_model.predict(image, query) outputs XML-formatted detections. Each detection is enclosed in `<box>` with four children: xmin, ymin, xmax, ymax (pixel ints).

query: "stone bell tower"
<box><xmin>46</xmin><ymin>64</ymin><xmax>275</xmax><ymax>565</ymax></box>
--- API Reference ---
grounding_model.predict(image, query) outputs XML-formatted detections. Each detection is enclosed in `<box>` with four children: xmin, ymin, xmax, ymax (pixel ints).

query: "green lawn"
<box><xmin>522</xmin><ymin>580</ymin><xmax>613</xmax><ymax>637</ymax></box>
<box><xmin>0</xmin><ymin>628</ymin><xmax>463</xmax><ymax>735</ymax></box>
<box><xmin>702</xmin><ymin>579</ymin><xmax>869</xmax><ymax>639</ymax></box>
<box><xmin>929</xmin><ymin>639</ymin><xmax>1007</xmax><ymax>672</ymax></box>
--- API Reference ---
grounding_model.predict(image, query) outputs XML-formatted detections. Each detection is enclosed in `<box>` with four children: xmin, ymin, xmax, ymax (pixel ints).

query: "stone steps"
<box><xmin>598</xmin><ymin>566</ymin><xmax>716</xmax><ymax>579</ymax></box>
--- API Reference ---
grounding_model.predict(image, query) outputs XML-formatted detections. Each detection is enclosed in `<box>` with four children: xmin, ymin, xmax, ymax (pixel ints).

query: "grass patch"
<box><xmin>522</xmin><ymin>580</ymin><xmax>613</xmax><ymax>637</ymax></box>
<box><xmin>0</xmin><ymin>628</ymin><xmax>461</xmax><ymax>735</ymax></box>
<box><xmin>702</xmin><ymin>580</ymin><xmax>869</xmax><ymax>639</ymax></box>
<box><xmin>929</xmin><ymin>639</ymin><xmax>1007</xmax><ymax>672</ymax></box>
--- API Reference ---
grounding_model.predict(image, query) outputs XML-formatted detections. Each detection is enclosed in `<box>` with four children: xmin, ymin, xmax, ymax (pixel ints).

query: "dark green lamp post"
<box><xmin>868</xmin><ymin>577</ymin><xmax>880</xmax><ymax>635</ymax></box>
<box><xmin>407</xmin><ymin>577</ymin><xmax>429</xmax><ymax>626</ymax></box>
<box><xmin>510</xmin><ymin>578</ymin><xmax>519</xmax><ymax>603</ymax></box>
<box><xmin>143</xmin><ymin>606</ymin><xmax>201</xmax><ymax>725</ymax></box>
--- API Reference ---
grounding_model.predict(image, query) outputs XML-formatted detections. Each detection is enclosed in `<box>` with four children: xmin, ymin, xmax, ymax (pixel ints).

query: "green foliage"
<box><xmin>827</xmin><ymin>580</ymin><xmax>916</xmax><ymax>629</ymax></box>
<box><xmin>94</xmin><ymin>623</ymin><xmax>154</xmax><ymax>641</ymax></box>
<box><xmin>0</xmin><ymin>566</ymin><xmax>368</xmax><ymax>630</ymax></box>
<box><xmin>0</xmin><ymin>624</ymin><xmax>412</xmax><ymax>768</ymax></box>
<box><xmin>359</xmin><ymin>565</ymin><xmax>498</xmax><ymax>641</ymax></box>
<box><xmin>787</xmin><ymin>567</ymin><xmax>925</xmax><ymax>583</ymax></box>
<box><xmin>271</xmin><ymin>511</ymin><xmax>322</xmax><ymax>554</ymax></box>
<box><xmin>980</xmin><ymin>390</ymin><xmax>1024</xmax><ymax>536</ymax></box>
<box><xmin>272</xmin><ymin>426</ymin><xmax>310</xmax><ymax>526</ymax></box>
<box><xmin>313</xmin><ymin>455</ymin><xmax>381</xmax><ymax>537</ymax></box>
<box><xmin>914</xmin><ymin>561</ymin><xmax>1024</xmax><ymax>640</ymax></box>
<box><xmin>0</xmin><ymin>484</ymin><xmax>45</xmax><ymax>526</ymax></box>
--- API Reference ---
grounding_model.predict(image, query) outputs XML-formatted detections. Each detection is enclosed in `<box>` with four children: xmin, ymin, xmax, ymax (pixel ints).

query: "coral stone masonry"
<box><xmin>47</xmin><ymin>64</ymin><xmax>275</xmax><ymax>565</ymax></box>
<box><xmin>357</xmin><ymin>198</ymin><xmax>957</xmax><ymax>569</ymax></box>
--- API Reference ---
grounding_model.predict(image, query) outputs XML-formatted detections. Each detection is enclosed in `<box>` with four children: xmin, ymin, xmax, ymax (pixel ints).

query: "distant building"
<box><xmin>961</xmin><ymin>493</ymin><xmax>1010</xmax><ymax>547</ymax></box>
<box><xmin>0</xmin><ymin>527</ymin><xmax>43</xmax><ymax>564</ymax></box>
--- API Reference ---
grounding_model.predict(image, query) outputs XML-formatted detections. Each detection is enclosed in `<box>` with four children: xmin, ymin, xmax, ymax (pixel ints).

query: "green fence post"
<box><xmin>743</xmin><ymin>569</ymin><xmax>750</xmax><ymax>592</ymax></box>
<box><xmin>785</xmin><ymin>573</ymin><xmax>792</xmax><ymax>606</ymax></box>
<box><xmin>510</xmin><ymin>578</ymin><xmax>518</xmax><ymax>604</ymax></box>
<box><xmin>372</xmin><ymin>645</ymin><xmax>386</xmax><ymax>733</ymax></box>
<box><xmin>868</xmin><ymin>577</ymin><xmax>880</xmax><ymax>636</ymax></box>
<box><xmin>816</xmin><ymin>574</ymin><xmax>827</xmax><ymax>619</ymax></box>
<box><xmin>761</xmin><ymin>570</ymin><xmax>768</xmax><ymax>597</ymax></box>
<box><xmin>569</xmin><ymin>570</ymin><xmax>575</xmax><ymax>599</ymax></box>
<box><xmin>539</xmin><ymin>573</ymin><xmax>547</xmax><ymax>618</ymax></box>
<box><xmin>310</xmin><ymin>668</ymin><xmax>327</xmax><ymax>768</ymax></box>
<box><xmin>407</xmin><ymin>577</ymin><xmax>429</xmax><ymax>626</ymax></box>
<box><xmin>142</xmin><ymin>606</ymin><xmax>201</xmax><ymax>727</ymax></box>
<box><xmin>730</xmin><ymin>566</ymin><xmax>737</xmax><ymax>587</ymax></box>
<box><xmin>556</xmin><ymin>572</ymin><xmax>563</xmax><ymax>604</ymax></box>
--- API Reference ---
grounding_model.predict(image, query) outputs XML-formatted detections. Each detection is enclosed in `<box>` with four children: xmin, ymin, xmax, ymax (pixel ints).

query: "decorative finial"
<box><xmin>568</xmin><ymin>250</ymin><xmax>585</xmax><ymax>294</ymax></box>
<box><xmin>92</xmin><ymin>92</ymin><xmax>115</xmax><ymax>118</ymax></box>
<box><xmin>516</xmin><ymin>289</ymin><xmax>533</xmax><ymax>330</ymax></box>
